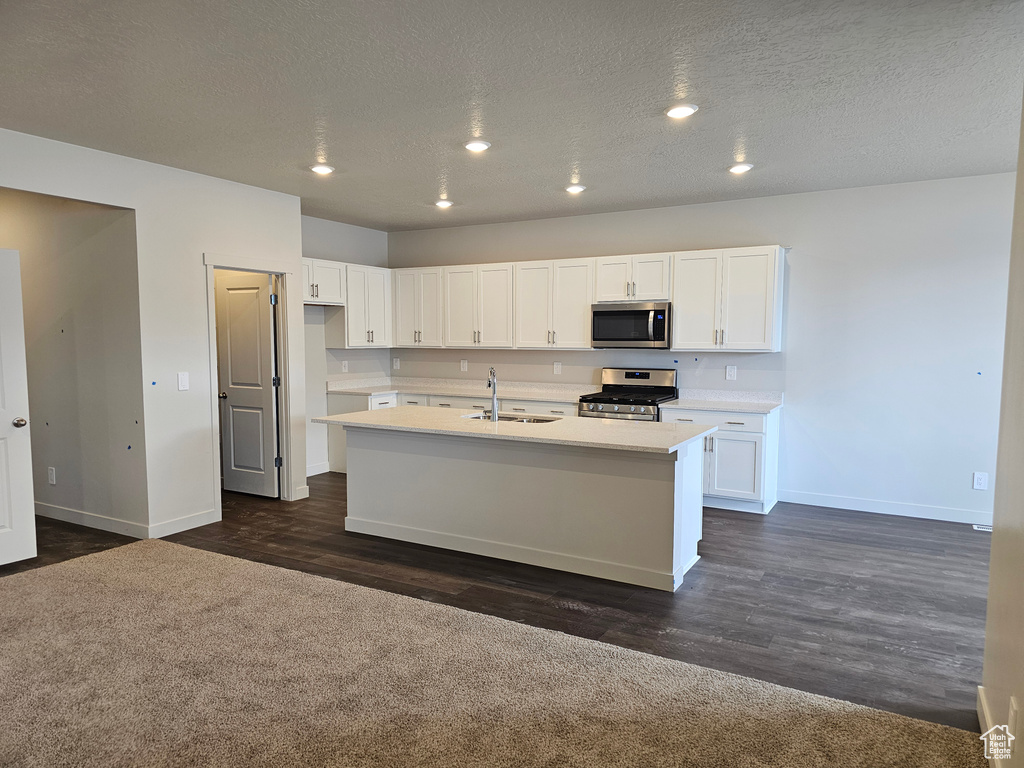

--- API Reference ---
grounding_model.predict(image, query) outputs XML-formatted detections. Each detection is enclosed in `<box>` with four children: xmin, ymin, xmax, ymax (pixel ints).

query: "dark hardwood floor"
<box><xmin>3</xmin><ymin>472</ymin><xmax>990</xmax><ymax>731</ymax></box>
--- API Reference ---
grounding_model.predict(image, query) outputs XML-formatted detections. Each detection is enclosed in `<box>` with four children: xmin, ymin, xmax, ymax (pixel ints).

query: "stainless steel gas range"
<box><xmin>577</xmin><ymin>368</ymin><xmax>678</xmax><ymax>421</ymax></box>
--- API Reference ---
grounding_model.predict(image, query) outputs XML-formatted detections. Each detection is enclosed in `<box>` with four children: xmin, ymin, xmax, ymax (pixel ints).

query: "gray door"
<box><xmin>215</xmin><ymin>270</ymin><xmax>279</xmax><ymax>497</ymax></box>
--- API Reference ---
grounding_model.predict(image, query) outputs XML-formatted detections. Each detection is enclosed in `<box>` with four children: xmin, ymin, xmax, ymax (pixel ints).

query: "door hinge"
<box><xmin>274</xmin><ymin>456</ymin><xmax>283</xmax><ymax>468</ymax></box>
<box><xmin>270</xmin><ymin>293</ymin><xmax>278</xmax><ymax>305</ymax></box>
<box><xmin>272</xmin><ymin>376</ymin><xmax>281</xmax><ymax>387</ymax></box>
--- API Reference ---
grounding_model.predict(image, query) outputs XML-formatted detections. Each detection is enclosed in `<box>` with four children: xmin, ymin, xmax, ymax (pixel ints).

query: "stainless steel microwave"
<box><xmin>591</xmin><ymin>302</ymin><xmax>670</xmax><ymax>348</ymax></box>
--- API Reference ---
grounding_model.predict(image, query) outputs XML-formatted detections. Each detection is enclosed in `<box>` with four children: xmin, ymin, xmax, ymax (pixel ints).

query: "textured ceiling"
<box><xmin>1</xmin><ymin>0</ymin><xmax>1022</xmax><ymax>231</ymax></box>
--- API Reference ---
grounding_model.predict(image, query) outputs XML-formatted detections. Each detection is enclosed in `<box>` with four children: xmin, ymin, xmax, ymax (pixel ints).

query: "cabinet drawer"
<box><xmin>429</xmin><ymin>395</ymin><xmax>492</xmax><ymax>411</ymax></box>
<box><xmin>500</xmin><ymin>399</ymin><xmax>577</xmax><ymax>418</ymax></box>
<box><xmin>368</xmin><ymin>393</ymin><xmax>398</xmax><ymax>410</ymax></box>
<box><xmin>660</xmin><ymin>409</ymin><xmax>765</xmax><ymax>433</ymax></box>
<box><xmin>398</xmin><ymin>394</ymin><xmax>428</xmax><ymax>407</ymax></box>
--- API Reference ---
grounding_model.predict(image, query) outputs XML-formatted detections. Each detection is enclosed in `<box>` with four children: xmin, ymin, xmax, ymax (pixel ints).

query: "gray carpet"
<box><xmin>0</xmin><ymin>540</ymin><xmax>984</xmax><ymax>767</ymax></box>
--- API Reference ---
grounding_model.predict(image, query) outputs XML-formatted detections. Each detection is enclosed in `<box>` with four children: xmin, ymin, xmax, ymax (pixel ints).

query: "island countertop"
<box><xmin>313</xmin><ymin>405</ymin><xmax>715</xmax><ymax>454</ymax></box>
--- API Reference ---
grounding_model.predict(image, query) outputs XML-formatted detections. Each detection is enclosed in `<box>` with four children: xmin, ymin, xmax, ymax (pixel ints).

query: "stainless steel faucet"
<box><xmin>487</xmin><ymin>367</ymin><xmax>498</xmax><ymax>421</ymax></box>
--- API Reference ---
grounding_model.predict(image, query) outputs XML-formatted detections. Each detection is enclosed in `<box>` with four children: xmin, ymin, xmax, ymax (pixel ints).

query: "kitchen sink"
<box><xmin>464</xmin><ymin>412</ymin><xmax>561</xmax><ymax>424</ymax></box>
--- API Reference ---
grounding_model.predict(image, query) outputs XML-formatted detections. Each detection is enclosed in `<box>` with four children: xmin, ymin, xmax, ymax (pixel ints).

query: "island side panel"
<box><xmin>673</xmin><ymin>437</ymin><xmax>705</xmax><ymax>585</ymax></box>
<box><xmin>343</xmin><ymin>428</ymin><xmax>697</xmax><ymax>591</ymax></box>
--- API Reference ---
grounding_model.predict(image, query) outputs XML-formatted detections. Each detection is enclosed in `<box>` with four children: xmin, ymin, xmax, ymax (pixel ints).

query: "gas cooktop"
<box><xmin>577</xmin><ymin>368</ymin><xmax>678</xmax><ymax>421</ymax></box>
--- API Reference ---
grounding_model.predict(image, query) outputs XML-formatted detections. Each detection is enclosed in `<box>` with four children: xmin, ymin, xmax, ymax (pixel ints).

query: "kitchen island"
<box><xmin>313</xmin><ymin>406</ymin><xmax>715</xmax><ymax>591</ymax></box>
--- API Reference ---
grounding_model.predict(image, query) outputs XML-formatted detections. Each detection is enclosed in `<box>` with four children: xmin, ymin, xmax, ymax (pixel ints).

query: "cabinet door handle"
<box><xmin>625</xmin><ymin>281</ymin><xmax>630</xmax><ymax>297</ymax></box>
<box><xmin>547</xmin><ymin>331</ymin><xmax>551</xmax><ymax>343</ymax></box>
<box><xmin>632</xmin><ymin>281</ymin><xmax>636</xmax><ymax>297</ymax></box>
<box><xmin>552</xmin><ymin>331</ymin><xmax>556</xmax><ymax>344</ymax></box>
<box><xmin>709</xmin><ymin>436</ymin><xmax>714</xmax><ymax>452</ymax></box>
<box><xmin>703</xmin><ymin>436</ymin><xmax>707</xmax><ymax>451</ymax></box>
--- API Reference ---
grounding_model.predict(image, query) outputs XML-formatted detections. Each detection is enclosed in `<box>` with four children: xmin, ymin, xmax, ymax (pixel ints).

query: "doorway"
<box><xmin>213</xmin><ymin>269</ymin><xmax>282</xmax><ymax>499</ymax></box>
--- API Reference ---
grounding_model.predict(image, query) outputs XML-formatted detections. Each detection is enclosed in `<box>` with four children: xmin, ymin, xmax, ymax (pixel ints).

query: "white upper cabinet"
<box><xmin>346</xmin><ymin>264</ymin><xmax>391</xmax><ymax>347</ymax></box>
<box><xmin>302</xmin><ymin>258</ymin><xmax>346</xmax><ymax>305</ymax></box>
<box><xmin>594</xmin><ymin>253</ymin><xmax>671</xmax><ymax>302</ymax></box>
<box><xmin>672</xmin><ymin>250</ymin><xmax>722</xmax><ymax>350</ymax></box>
<box><xmin>720</xmin><ymin>247</ymin><xmax>780</xmax><ymax>351</ymax></box>
<box><xmin>393</xmin><ymin>268</ymin><xmax>443</xmax><ymax>347</ymax></box>
<box><xmin>515</xmin><ymin>259</ymin><xmax>594</xmax><ymax>349</ymax></box>
<box><xmin>444</xmin><ymin>263</ymin><xmax>513</xmax><ymax>348</ymax></box>
<box><xmin>671</xmin><ymin>246</ymin><xmax>783</xmax><ymax>352</ymax></box>
<box><xmin>514</xmin><ymin>262</ymin><xmax>554</xmax><ymax>348</ymax></box>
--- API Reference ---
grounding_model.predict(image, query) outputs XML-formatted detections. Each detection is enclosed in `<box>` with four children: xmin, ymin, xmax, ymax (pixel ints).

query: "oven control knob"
<box><xmin>613</xmin><ymin>405</ymin><xmax>619</xmax><ymax>412</ymax></box>
<box><xmin>597</xmin><ymin>404</ymin><xmax>604</xmax><ymax>411</ymax></box>
<box><xmin>587</xmin><ymin>403</ymin><xmax>595</xmax><ymax>411</ymax></box>
<box><xmin>630</xmin><ymin>406</ymin><xmax>636</xmax><ymax>413</ymax></box>
<box><xmin>640</xmin><ymin>406</ymin><xmax>646</xmax><ymax>413</ymax></box>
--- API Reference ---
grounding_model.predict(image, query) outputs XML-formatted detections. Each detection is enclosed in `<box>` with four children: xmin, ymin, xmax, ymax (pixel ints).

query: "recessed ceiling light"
<box><xmin>729</xmin><ymin>162</ymin><xmax>754</xmax><ymax>174</ymax></box>
<box><xmin>310</xmin><ymin>164</ymin><xmax>335</xmax><ymax>175</ymax></box>
<box><xmin>665</xmin><ymin>104</ymin><xmax>698</xmax><ymax>119</ymax></box>
<box><xmin>465</xmin><ymin>140</ymin><xmax>491</xmax><ymax>152</ymax></box>
<box><xmin>435</xmin><ymin>199</ymin><xmax>453</xmax><ymax>208</ymax></box>
<box><xmin>566</xmin><ymin>184</ymin><xmax>586</xmax><ymax>194</ymax></box>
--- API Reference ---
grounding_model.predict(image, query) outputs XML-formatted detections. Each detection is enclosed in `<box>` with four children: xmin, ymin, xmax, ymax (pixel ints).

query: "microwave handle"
<box><xmin>648</xmin><ymin>310</ymin><xmax>655</xmax><ymax>341</ymax></box>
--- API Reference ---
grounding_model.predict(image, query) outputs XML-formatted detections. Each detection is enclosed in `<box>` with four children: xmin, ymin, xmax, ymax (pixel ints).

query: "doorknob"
<box><xmin>12</xmin><ymin>418</ymin><xmax>27</xmax><ymax>428</ymax></box>
<box><xmin>218</xmin><ymin>392</ymin><xmax>228</xmax><ymax>400</ymax></box>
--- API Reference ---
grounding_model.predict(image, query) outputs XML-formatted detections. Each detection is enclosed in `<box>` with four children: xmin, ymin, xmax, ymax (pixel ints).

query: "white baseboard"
<box><xmin>345</xmin><ymin>516</ymin><xmax>691</xmax><ymax>592</ymax></box>
<box><xmin>306</xmin><ymin>462</ymin><xmax>330</xmax><ymax>477</ymax></box>
<box><xmin>777</xmin><ymin>490</ymin><xmax>992</xmax><ymax>526</ymax></box>
<box><xmin>36</xmin><ymin>502</ymin><xmax>148</xmax><ymax>539</ymax></box>
<box><xmin>288</xmin><ymin>485</ymin><xmax>310</xmax><ymax>501</ymax></box>
<box><xmin>978</xmin><ymin>686</ymin><xmax>1006</xmax><ymax>767</ymax></box>
<box><xmin>147</xmin><ymin>508</ymin><xmax>220</xmax><ymax>539</ymax></box>
<box><xmin>704</xmin><ymin>496</ymin><xmax>772</xmax><ymax>515</ymax></box>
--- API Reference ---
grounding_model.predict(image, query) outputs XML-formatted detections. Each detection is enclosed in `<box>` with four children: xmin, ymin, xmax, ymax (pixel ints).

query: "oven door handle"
<box><xmin>648</xmin><ymin>310</ymin><xmax>655</xmax><ymax>341</ymax></box>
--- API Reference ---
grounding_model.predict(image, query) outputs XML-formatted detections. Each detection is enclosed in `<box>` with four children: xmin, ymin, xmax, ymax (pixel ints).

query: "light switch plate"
<box><xmin>554</xmin><ymin>362</ymin><xmax>562</xmax><ymax>375</ymax></box>
<box><xmin>460</xmin><ymin>359</ymin><xmax>468</xmax><ymax>372</ymax></box>
<box><xmin>47</xmin><ymin>467</ymin><xmax>56</xmax><ymax>485</ymax></box>
<box><xmin>177</xmin><ymin>372</ymin><xmax>189</xmax><ymax>391</ymax></box>
<box><xmin>973</xmin><ymin>472</ymin><xmax>989</xmax><ymax>491</ymax></box>
<box><xmin>726</xmin><ymin>365</ymin><xmax>737</xmax><ymax>381</ymax></box>
<box><xmin>341</xmin><ymin>360</ymin><xmax>348</xmax><ymax>373</ymax></box>
<box><xmin>392</xmin><ymin>357</ymin><xmax>400</xmax><ymax>370</ymax></box>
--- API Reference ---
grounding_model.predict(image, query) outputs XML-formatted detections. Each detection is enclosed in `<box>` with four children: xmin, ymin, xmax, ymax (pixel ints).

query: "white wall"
<box><xmin>0</xmin><ymin>127</ymin><xmax>305</xmax><ymax>536</ymax></box>
<box><xmin>389</xmin><ymin>175</ymin><xmax>1016</xmax><ymax>524</ymax></box>
<box><xmin>0</xmin><ymin>189</ymin><xmax>149</xmax><ymax>535</ymax></box>
<box><xmin>301</xmin><ymin>215</ymin><xmax>389</xmax><ymax>475</ymax></box>
<box><xmin>980</xmin><ymin>97</ymin><xmax>1024</xmax><ymax>747</ymax></box>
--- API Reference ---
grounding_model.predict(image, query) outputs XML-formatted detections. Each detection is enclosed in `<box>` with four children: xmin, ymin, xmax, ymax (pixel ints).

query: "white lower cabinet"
<box><xmin>661</xmin><ymin>407</ymin><xmax>780</xmax><ymax>514</ymax></box>
<box><xmin>398</xmin><ymin>394</ymin><xmax>428</xmax><ymax>406</ymax></box>
<box><xmin>326</xmin><ymin>392</ymin><xmax>396</xmax><ymax>473</ymax></box>
<box><xmin>500</xmin><ymin>399</ymin><xmax>576</xmax><ymax>417</ymax></box>
<box><xmin>428</xmin><ymin>395</ymin><xmax>492</xmax><ymax>412</ymax></box>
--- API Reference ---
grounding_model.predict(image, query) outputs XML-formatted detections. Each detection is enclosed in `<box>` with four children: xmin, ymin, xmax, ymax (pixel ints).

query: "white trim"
<box><xmin>35</xmin><ymin>502</ymin><xmax>148</xmax><ymax>539</ymax></box>
<box><xmin>777</xmin><ymin>489</ymin><xmax>993</xmax><ymax>525</ymax></box>
<box><xmin>148</xmin><ymin>508</ymin><xmax>220</xmax><ymax>538</ymax></box>
<box><xmin>306</xmin><ymin>462</ymin><xmax>330</xmax><ymax>476</ymax></box>
<box><xmin>345</xmin><ymin>516</ymin><xmax>690</xmax><ymax>591</ymax></box>
<box><xmin>205</xmin><ymin>265</ymin><xmax>223</xmax><ymax>523</ymax></box>
<box><xmin>203</xmin><ymin>251</ymin><xmax>295</xmax><ymax>275</ymax></box>
<box><xmin>704</xmin><ymin>496</ymin><xmax>773</xmax><ymax>515</ymax></box>
<box><xmin>293</xmin><ymin>485</ymin><xmax>310</xmax><ymax>500</ymax></box>
<box><xmin>978</xmin><ymin>686</ymin><xmax>1008</xmax><ymax>768</ymax></box>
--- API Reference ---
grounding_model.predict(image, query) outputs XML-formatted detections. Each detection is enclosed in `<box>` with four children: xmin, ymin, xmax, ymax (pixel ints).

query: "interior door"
<box><xmin>394</xmin><ymin>270</ymin><xmax>418</xmax><ymax>346</ymax></box>
<box><xmin>0</xmin><ymin>250</ymin><xmax>37</xmax><ymax>565</ymax></box>
<box><xmin>444</xmin><ymin>266</ymin><xmax>477</xmax><ymax>347</ymax></box>
<box><xmin>720</xmin><ymin>247</ymin><xmax>775</xmax><ymax>350</ymax></box>
<box><xmin>346</xmin><ymin>265</ymin><xmax>369</xmax><ymax>346</ymax></box>
<box><xmin>672</xmin><ymin>251</ymin><xmax>722</xmax><ymax>350</ymax></box>
<box><xmin>215</xmin><ymin>270</ymin><xmax>279</xmax><ymax>498</ymax></box>
<box><xmin>594</xmin><ymin>256</ymin><xmax>631</xmax><ymax>302</ymax></box>
<box><xmin>515</xmin><ymin>261</ymin><xmax>553</xmax><ymax>348</ymax></box>
<box><xmin>478</xmin><ymin>264</ymin><xmax>513</xmax><ymax>347</ymax></box>
<box><xmin>552</xmin><ymin>258</ymin><xmax>594</xmax><ymax>348</ymax></box>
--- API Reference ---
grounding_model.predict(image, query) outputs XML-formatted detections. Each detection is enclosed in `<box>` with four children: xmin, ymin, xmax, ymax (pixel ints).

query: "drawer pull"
<box><xmin>726</xmin><ymin>421</ymin><xmax>745</xmax><ymax>425</ymax></box>
<box><xmin>377</xmin><ymin>401</ymin><xmax>390</xmax><ymax>406</ymax></box>
<box><xmin>438</xmin><ymin>403</ymin><xmax>451</xmax><ymax>407</ymax></box>
<box><xmin>677</xmin><ymin>418</ymin><xmax>694</xmax><ymax>422</ymax></box>
<box><xmin>473</xmin><ymin>405</ymin><xmax>486</xmax><ymax>409</ymax></box>
<box><xmin>551</xmin><ymin>410</ymin><xmax>564</xmax><ymax>414</ymax></box>
<box><xmin>512</xmin><ymin>408</ymin><xmax>526</xmax><ymax>412</ymax></box>
<box><xmin>407</xmin><ymin>400</ymin><xmax>419</xmax><ymax>405</ymax></box>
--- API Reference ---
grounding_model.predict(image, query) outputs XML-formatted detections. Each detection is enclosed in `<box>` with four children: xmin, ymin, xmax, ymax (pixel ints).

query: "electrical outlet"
<box><xmin>341</xmin><ymin>360</ymin><xmax>348</xmax><ymax>373</ymax></box>
<box><xmin>177</xmin><ymin>372</ymin><xmax>189</xmax><ymax>391</ymax></box>
<box><xmin>554</xmin><ymin>362</ymin><xmax>562</xmax><ymax>375</ymax></box>
<box><xmin>726</xmin><ymin>365</ymin><xmax>737</xmax><ymax>381</ymax></box>
<box><xmin>47</xmin><ymin>467</ymin><xmax>56</xmax><ymax>486</ymax></box>
<box><xmin>392</xmin><ymin>357</ymin><xmax>400</xmax><ymax>370</ymax></box>
<box><xmin>460</xmin><ymin>359</ymin><xmax>468</xmax><ymax>372</ymax></box>
<box><xmin>973</xmin><ymin>472</ymin><xmax>989</xmax><ymax>491</ymax></box>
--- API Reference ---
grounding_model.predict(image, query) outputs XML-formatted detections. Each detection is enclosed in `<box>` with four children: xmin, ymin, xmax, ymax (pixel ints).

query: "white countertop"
<box><xmin>313</xmin><ymin>405</ymin><xmax>716</xmax><ymax>454</ymax></box>
<box><xmin>326</xmin><ymin>377</ymin><xmax>783</xmax><ymax>413</ymax></box>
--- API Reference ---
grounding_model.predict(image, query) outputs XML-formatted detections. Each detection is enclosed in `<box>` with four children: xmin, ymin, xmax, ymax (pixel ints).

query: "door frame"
<box><xmin>203</xmin><ymin>253</ymin><xmax>305</xmax><ymax>518</ymax></box>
